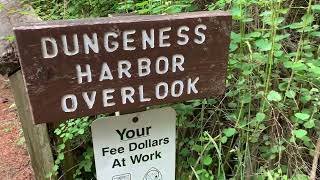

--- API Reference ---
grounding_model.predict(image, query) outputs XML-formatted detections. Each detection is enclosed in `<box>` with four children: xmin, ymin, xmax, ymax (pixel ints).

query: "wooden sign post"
<box><xmin>13</xmin><ymin>10</ymin><xmax>231</xmax><ymax>179</ymax></box>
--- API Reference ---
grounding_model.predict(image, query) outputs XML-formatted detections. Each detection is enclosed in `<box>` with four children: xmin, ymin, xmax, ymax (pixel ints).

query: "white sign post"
<box><xmin>92</xmin><ymin>107</ymin><xmax>176</xmax><ymax>180</ymax></box>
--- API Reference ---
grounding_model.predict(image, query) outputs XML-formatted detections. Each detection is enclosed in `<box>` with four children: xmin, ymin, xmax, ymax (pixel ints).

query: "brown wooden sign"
<box><xmin>14</xmin><ymin>11</ymin><xmax>231</xmax><ymax>124</ymax></box>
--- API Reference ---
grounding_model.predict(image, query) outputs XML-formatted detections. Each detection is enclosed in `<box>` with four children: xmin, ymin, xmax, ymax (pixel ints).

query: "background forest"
<box><xmin>16</xmin><ymin>0</ymin><xmax>320</xmax><ymax>179</ymax></box>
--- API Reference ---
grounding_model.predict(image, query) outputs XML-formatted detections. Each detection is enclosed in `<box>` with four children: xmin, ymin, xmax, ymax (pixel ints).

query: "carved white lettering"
<box><xmin>61</xmin><ymin>94</ymin><xmax>78</xmax><ymax>112</ymax></box>
<box><xmin>83</xmin><ymin>33</ymin><xmax>99</xmax><ymax>54</ymax></box>
<box><xmin>41</xmin><ymin>37</ymin><xmax>58</xmax><ymax>58</ymax></box>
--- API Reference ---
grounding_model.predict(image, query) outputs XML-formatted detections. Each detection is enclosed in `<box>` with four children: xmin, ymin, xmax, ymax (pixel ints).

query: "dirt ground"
<box><xmin>0</xmin><ymin>75</ymin><xmax>34</xmax><ymax>180</ymax></box>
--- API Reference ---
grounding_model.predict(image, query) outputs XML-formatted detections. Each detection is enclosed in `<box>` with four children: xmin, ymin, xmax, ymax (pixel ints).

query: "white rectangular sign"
<box><xmin>92</xmin><ymin>107</ymin><xmax>176</xmax><ymax>180</ymax></box>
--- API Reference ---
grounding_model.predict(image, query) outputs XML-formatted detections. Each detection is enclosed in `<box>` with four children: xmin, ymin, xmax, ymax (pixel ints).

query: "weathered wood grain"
<box><xmin>14</xmin><ymin>11</ymin><xmax>232</xmax><ymax>124</ymax></box>
<box><xmin>9</xmin><ymin>70</ymin><xmax>56</xmax><ymax>180</ymax></box>
<box><xmin>1</xmin><ymin>1</ymin><xmax>56</xmax><ymax>179</ymax></box>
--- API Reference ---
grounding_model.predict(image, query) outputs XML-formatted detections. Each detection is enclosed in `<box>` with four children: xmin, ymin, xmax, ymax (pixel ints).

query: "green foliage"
<box><xmin>28</xmin><ymin>0</ymin><xmax>320</xmax><ymax>179</ymax></box>
<box><xmin>28</xmin><ymin>0</ymin><xmax>119</xmax><ymax>20</ymax></box>
<box><xmin>295</xmin><ymin>113</ymin><xmax>310</xmax><ymax>121</ymax></box>
<box><xmin>0</xmin><ymin>3</ymin><xmax>4</xmax><ymax>12</ymax></box>
<box><xmin>255</xmin><ymin>112</ymin><xmax>266</xmax><ymax>122</ymax></box>
<box><xmin>223</xmin><ymin>128</ymin><xmax>237</xmax><ymax>137</ymax></box>
<box><xmin>292</xmin><ymin>129</ymin><xmax>308</xmax><ymax>139</ymax></box>
<box><xmin>116</xmin><ymin>0</ymin><xmax>197</xmax><ymax>15</ymax></box>
<box><xmin>47</xmin><ymin>117</ymin><xmax>95</xmax><ymax>179</ymax></box>
<box><xmin>267</xmin><ymin>90</ymin><xmax>282</xmax><ymax>102</ymax></box>
<box><xmin>1</xmin><ymin>35</ymin><xmax>16</xmax><ymax>42</ymax></box>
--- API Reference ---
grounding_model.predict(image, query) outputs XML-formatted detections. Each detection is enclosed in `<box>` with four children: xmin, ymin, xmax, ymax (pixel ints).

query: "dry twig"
<box><xmin>310</xmin><ymin>138</ymin><xmax>320</xmax><ymax>180</ymax></box>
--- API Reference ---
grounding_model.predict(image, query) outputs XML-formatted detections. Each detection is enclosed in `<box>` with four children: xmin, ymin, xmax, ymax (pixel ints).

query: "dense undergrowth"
<box><xmin>25</xmin><ymin>0</ymin><xmax>320</xmax><ymax>179</ymax></box>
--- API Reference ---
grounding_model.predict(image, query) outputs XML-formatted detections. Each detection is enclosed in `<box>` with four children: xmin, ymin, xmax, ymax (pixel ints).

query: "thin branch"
<box><xmin>310</xmin><ymin>138</ymin><xmax>320</xmax><ymax>180</ymax></box>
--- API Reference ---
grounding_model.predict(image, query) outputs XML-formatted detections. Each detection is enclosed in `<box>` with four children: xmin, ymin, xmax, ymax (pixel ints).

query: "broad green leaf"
<box><xmin>275</xmin><ymin>34</ymin><xmax>290</xmax><ymax>42</ymax></box>
<box><xmin>260</xmin><ymin>11</ymin><xmax>272</xmax><ymax>17</ymax></box>
<box><xmin>231</xmin><ymin>32</ymin><xmax>241</xmax><ymax>43</ymax></box>
<box><xmin>275</xmin><ymin>17</ymin><xmax>285</xmax><ymax>25</ymax></box>
<box><xmin>180</xmin><ymin>148</ymin><xmax>190</xmax><ymax>157</ymax></box>
<box><xmin>304</xmin><ymin>120</ymin><xmax>315</xmax><ymax>129</ymax></box>
<box><xmin>137</xmin><ymin>8</ymin><xmax>150</xmax><ymax>14</ymax></box>
<box><xmin>220</xmin><ymin>136</ymin><xmax>228</xmax><ymax>144</ymax></box>
<box><xmin>297</xmin><ymin>26</ymin><xmax>314</xmax><ymax>33</ymax></box>
<box><xmin>285</xmin><ymin>90</ymin><xmax>296</xmax><ymax>99</ymax></box>
<box><xmin>78</xmin><ymin>128</ymin><xmax>85</xmax><ymax>135</ymax></box>
<box><xmin>58</xmin><ymin>153</ymin><xmax>64</xmax><ymax>160</ymax></box>
<box><xmin>231</xmin><ymin>7</ymin><xmax>241</xmax><ymax>19</ymax></box>
<box><xmin>292</xmin><ymin>129</ymin><xmax>307</xmax><ymax>139</ymax></box>
<box><xmin>289</xmin><ymin>22</ymin><xmax>304</xmax><ymax>29</ymax></box>
<box><xmin>310</xmin><ymin>88</ymin><xmax>319</xmax><ymax>93</ymax></box>
<box><xmin>151</xmin><ymin>5</ymin><xmax>166</xmax><ymax>14</ymax></box>
<box><xmin>135</xmin><ymin>1</ymin><xmax>148</xmax><ymax>7</ymax></box>
<box><xmin>166</xmin><ymin>5</ymin><xmax>182</xmax><ymax>14</ymax></box>
<box><xmin>248</xmin><ymin>32</ymin><xmax>261</xmax><ymax>38</ymax></box>
<box><xmin>203</xmin><ymin>155</ymin><xmax>213</xmax><ymax>166</ymax></box>
<box><xmin>267</xmin><ymin>91</ymin><xmax>282</xmax><ymax>102</ymax></box>
<box><xmin>54</xmin><ymin>129</ymin><xmax>62</xmax><ymax>135</ymax></box>
<box><xmin>278</xmin><ymin>82</ymin><xmax>288</xmax><ymax>91</ymax></box>
<box><xmin>223</xmin><ymin>128</ymin><xmax>237</xmax><ymax>137</ymax></box>
<box><xmin>284</xmin><ymin>61</ymin><xmax>307</xmax><ymax>71</ymax></box>
<box><xmin>229</xmin><ymin>43</ymin><xmax>238</xmax><ymax>52</ymax></box>
<box><xmin>309</xmin><ymin>66</ymin><xmax>320</xmax><ymax>75</ymax></box>
<box><xmin>311</xmin><ymin>31</ymin><xmax>320</xmax><ymax>37</ymax></box>
<box><xmin>255</xmin><ymin>39</ymin><xmax>272</xmax><ymax>51</ymax></box>
<box><xmin>295</xmin><ymin>113</ymin><xmax>310</xmax><ymax>121</ymax></box>
<box><xmin>302</xmin><ymin>14</ymin><xmax>314</xmax><ymax>25</ymax></box>
<box><xmin>65</xmin><ymin>133</ymin><xmax>73</xmax><ymax>140</ymax></box>
<box><xmin>52</xmin><ymin>165</ymin><xmax>59</xmax><ymax>172</ymax></box>
<box><xmin>278</xmin><ymin>8</ymin><xmax>289</xmax><ymax>14</ymax></box>
<box><xmin>192</xmin><ymin>144</ymin><xmax>203</xmax><ymax>153</ymax></box>
<box><xmin>58</xmin><ymin>144</ymin><xmax>65</xmax><ymax>151</ymax></box>
<box><xmin>84</xmin><ymin>161</ymin><xmax>93</xmax><ymax>172</ymax></box>
<box><xmin>255</xmin><ymin>112</ymin><xmax>266</xmax><ymax>122</ymax></box>
<box><xmin>274</xmin><ymin>51</ymin><xmax>284</xmax><ymax>57</ymax></box>
<box><xmin>300</xmin><ymin>95</ymin><xmax>312</xmax><ymax>104</ymax></box>
<box><xmin>301</xmin><ymin>135</ymin><xmax>311</xmax><ymax>143</ymax></box>
<box><xmin>240</xmin><ymin>94</ymin><xmax>251</xmax><ymax>104</ymax></box>
<box><xmin>312</xmin><ymin>5</ymin><xmax>320</xmax><ymax>12</ymax></box>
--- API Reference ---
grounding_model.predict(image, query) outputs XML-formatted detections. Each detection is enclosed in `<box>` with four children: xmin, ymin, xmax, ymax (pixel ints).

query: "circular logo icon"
<box><xmin>143</xmin><ymin>167</ymin><xmax>162</xmax><ymax>180</ymax></box>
